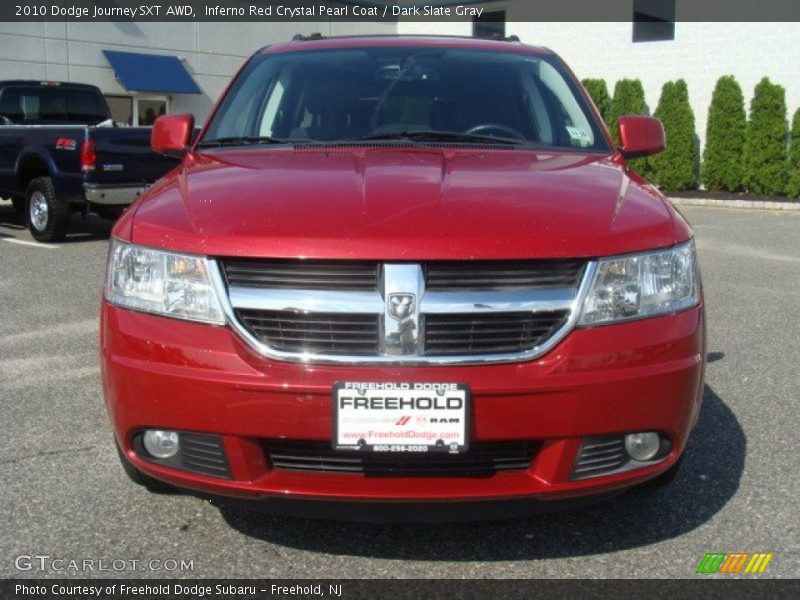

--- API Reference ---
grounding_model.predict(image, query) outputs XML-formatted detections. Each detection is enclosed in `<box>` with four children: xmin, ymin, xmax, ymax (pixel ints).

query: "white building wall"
<box><xmin>3</xmin><ymin>17</ymin><xmax>797</xmax><ymax>152</ymax></box>
<box><xmin>399</xmin><ymin>20</ymin><xmax>800</xmax><ymax>154</ymax></box>
<box><xmin>0</xmin><ymin>20</ymin><xmax>396</xmax><ymax>124</ymax></box>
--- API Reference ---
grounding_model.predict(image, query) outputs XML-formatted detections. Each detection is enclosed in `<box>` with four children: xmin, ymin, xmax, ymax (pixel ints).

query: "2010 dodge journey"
<box><xmin>101</xmin><ymin>35</ymin><xmax>705</xmax><ymax>521</ymax></box>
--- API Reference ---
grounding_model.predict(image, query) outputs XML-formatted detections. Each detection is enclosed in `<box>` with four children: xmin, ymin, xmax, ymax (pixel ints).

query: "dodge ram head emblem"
<box><xmin>387</xmin><ymin>293</ymin><xmax>415</xmax><ymax>321</ymax></box>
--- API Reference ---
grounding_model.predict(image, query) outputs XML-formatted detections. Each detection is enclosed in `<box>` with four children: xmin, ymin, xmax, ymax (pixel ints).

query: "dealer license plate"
<box><xmin>333</xmin><ymin>382</ymin><xmax>469</xmax><ymax>453</ymax></box>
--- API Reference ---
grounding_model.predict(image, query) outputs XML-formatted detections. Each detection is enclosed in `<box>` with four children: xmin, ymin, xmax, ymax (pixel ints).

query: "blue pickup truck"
<box><xmin>0</xmin><ymin>80</ymin><xmax>180</xmax><ymax>242</ymax></box>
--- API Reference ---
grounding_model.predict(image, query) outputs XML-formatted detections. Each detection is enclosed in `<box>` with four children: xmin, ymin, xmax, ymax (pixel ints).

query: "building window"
<box><xmin>137</xmin><ymin>97</ymin><xmax>168</xmax><ymax>126</ymax></box>
<box><xmin>633</xmin><ymin>0</ymin><xmax>675</xmax><ymax>42</ymax></box>
<box><xmin>106</xmin><ymin>95</ymin><xmax>168</xmax><ymax>126</ymax></box>
<box><xmin>473</xmin><ymin>10</ymin><xmax>506</xmax><ymax>39</ymax></box>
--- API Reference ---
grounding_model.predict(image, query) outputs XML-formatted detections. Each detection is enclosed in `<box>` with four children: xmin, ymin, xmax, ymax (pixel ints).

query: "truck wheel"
<box><xmin>115</xmin><ymin>440</ymin><xmax>175</xmax><ymax>494</ymax></box>
<box><xmin>11</xmin><ymin>197</ymin><xmax>24</xmax><ymax>212</ymax></box>
<box><xmin>25</xmin><ymin>176</ymin><xmax>71</xmax><ymax>243</ymax></box>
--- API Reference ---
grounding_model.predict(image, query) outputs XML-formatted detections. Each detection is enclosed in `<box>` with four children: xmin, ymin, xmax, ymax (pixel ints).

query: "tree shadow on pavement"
<box><xmin>218</xmin><ymin>385</ymin><xmax>745</xmax><ymax>560</ymax></box>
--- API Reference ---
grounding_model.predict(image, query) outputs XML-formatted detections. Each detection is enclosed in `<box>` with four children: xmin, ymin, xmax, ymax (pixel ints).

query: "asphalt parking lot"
<box><xmin>0</xmin><ymin>202</ymin><xmax>798</xmax><ymax>579</ymax></box>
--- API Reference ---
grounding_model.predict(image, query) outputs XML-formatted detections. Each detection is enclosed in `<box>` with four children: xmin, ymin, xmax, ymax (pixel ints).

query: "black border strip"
<box><xmin>3</xmin><ymin>579</ymin><xmax>800</xmax><ymax>600</ymax></box>
<box><xmin>3</xmin><ymin>1</ymin><xmax>800</xmax><ymax>23</ymax></box>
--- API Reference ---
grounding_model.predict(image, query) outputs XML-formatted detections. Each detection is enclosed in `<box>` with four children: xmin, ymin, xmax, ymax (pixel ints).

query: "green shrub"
<box><xmin>787</xmin><ymin>109</ymin><xmax>800</xmax><ymax>198</ymax></box>
<box><xmin>649</xmin><ymin>80</ymin><xmax>698</xmax><ymax>190</ymax></box>
<box><xmin>702</xmin><ymin>76</ymin><xmax>747</xmax><ymax>192</ymax></box>
<box><xmin>743</xmin><ymin>78</ymin><xmax>789</xmax><ymax>195</ymax></box>
<box><xmin>609</xmin><ymin>79</ymin><xmax>647</xmax><ymax>143</ymax></box>
<box><xmin>581</xmin><ymin>78</ymin><xmax>612</xmax><ymax>127</ymax></box>
<box><xmin>610</xmin><ymin>79</ymin><xmax>648</xmax><ymax>173</ymax></box>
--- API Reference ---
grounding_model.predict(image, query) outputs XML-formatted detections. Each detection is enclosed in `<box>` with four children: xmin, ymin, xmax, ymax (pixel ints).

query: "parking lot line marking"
<box><xmin>0</xmin><ymin>237</ymin><xmax>60</xmax><ymax>249</ymax></box>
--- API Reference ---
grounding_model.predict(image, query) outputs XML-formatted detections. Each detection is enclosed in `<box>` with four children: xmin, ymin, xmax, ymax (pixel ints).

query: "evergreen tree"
<box><xmin>581</xmin><ymin>78</ymin><xmax>612</xmax><ymax>127</ymax></box>
<box><xmin>610</xmin><ymin>79</ymin><xmax>648</xmax><ymax>173</ymax></box>
<box><xmin>701</xmin><ymin>76</ymin><xmax>747</xmax><ymax>192</ymax></box>
<box><xmin>786</xmin><ymin>108</ymin><xmax>800</xmax><ymax>198</ymax></box>
<box><xmin>650</xmin><ymin>80</ymin><xmax>698</xmax><ymax>190</ymax></box>
<box><xmin>743</xmin><ymin>78</ymin><xmax>789</xmax><ymax>195</ymax></box>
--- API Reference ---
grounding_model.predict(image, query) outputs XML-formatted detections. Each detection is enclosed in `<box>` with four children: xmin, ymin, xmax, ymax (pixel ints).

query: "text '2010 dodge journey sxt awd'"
<box><xmin>101</xmin><ymin>35</ymin><xmax>705</xmax><ymax>521</ymax></box>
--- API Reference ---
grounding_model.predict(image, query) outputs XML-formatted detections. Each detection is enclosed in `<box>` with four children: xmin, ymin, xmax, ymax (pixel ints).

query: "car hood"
<box><xmin>129</xmin><ymin>147</ymin><xmax>684</xmax><ymax>260</ymax></box>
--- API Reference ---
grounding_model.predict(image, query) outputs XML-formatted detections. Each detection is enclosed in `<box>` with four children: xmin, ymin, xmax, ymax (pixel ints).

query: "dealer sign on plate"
<box><xmin>333</xmin><ymin>382</ymin><xmax>470</xmax><ymax>453</ymax></box>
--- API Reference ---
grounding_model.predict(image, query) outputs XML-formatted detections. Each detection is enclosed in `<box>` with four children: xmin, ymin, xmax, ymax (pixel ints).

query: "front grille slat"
<box><xmin>237</xmin><ymin>309</ymin><xmax>380</xmax><ymax>355</ymax></box>
<box><xmin>426</xmin><ymin>261</ymin><xmax>585</xmax><ymax>291</ymax></box>
<box><xmin>223</xmin><ymin>260</ymin><xmax>379</xmax><ymax>291</ymax></box>
<box><xmin>266</xmin><ymin>440</ymin><xmax>537</xmax><ymax>476</ymax></box>
<box><xmin>424</xmin><ymin>311</ymin><xmax>569</xmax><ymax>356</ymax></box>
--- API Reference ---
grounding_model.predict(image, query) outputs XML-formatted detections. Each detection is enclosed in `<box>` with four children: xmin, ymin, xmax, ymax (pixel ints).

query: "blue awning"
<box><xmin>102</xmin><ymin>50</ymin><xmax>201</xmax><ymax>95</ymax></box>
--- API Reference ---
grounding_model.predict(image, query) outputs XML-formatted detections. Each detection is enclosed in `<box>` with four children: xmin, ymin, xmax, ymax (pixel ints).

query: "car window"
<box><xmin>202</xmin><ymin>47</ymin><xmax>609</xmax><ymax>152</ymax></box>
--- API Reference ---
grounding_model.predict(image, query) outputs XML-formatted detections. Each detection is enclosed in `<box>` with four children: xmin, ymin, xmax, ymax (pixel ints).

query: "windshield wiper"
<box><xmin>197</xmin><ymin>135</ymin><xmax>306</xmax><ymax>148</ymax></box>
<box><xmin>341</xmin><ymin>130</ymin><xmax>527</xmax><ymax>146</ymax></box>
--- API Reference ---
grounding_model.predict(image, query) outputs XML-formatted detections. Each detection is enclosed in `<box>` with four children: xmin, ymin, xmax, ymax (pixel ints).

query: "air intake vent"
<box><xmin>221</xmin><ymin>259</ymin><xmax>379</xmax><ymax>291</ymax></box>
<box><xmin>424</xmin><ymin>311</ymin><xmax>569</xmax><ymax>356</ymax></box>
<box><xmin>179</xmin><ymin>433</ymin><xmax>231</xmax><ymax>478</ymax></box>
<box><xmin>425</xmin><ymin>260</ymin><xmax>585</xmax><ymax>291</ymax></box>
<box><xmin>571</xmin><ymin>436</ymin><xmax>628</xmax><ymax>480</ymax></box>
<box><xmin>237</xmin><ymin>309</ymin><xmax>380</xmax><ymax>355</ymax></box>
<box><xmin>266</xmin><ymin>440</ymin><xmax>538</xmax><ymax>476</ymax></box>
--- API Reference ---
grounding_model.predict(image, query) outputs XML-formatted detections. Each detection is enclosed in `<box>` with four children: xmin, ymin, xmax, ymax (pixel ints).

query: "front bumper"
<box><xmin>101</xmin><ymin>303</ymin><xmax>705</xmax><ymax>504</ymax></box>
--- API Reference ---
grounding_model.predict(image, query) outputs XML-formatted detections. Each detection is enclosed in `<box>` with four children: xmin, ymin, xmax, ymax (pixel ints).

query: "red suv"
<box><xmin>101</xmin><ymin>36</ymin><xmax>704</xmax><ymax>520</ymax></box>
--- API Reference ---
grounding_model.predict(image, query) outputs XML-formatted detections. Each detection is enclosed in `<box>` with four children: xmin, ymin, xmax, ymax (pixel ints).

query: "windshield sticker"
<box><xmin>566</xmin><ymin>126</ymin><xmax>591</xmax><ymax>146</ymax></box>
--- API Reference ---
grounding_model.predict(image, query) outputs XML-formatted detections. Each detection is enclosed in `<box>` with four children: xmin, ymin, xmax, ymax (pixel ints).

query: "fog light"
<box><xmin>624</xmin><ymin>432</ymin><xmax>661</xmax><ymax>461</ymax></box>
<box><xmin>143</xmin><ymin>430</ymin><xmax>180</xmax><ymax>459</ymax></box>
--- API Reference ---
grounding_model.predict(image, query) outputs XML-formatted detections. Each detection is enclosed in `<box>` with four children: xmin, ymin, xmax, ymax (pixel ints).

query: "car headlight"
<box><xmin>579</xmin><ymin>240</ymin><xmax>699</xmax><ymax>326</ymax></box>
<box><xmin>105</xmin><ymin>239</ymin><xmax>225</xmax><ymax>325</ymax></box>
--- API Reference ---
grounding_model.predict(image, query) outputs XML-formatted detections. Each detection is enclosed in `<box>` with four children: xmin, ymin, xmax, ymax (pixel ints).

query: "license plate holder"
<box><xmin>332</xmin><ymin>382</ymin><xmax>470</xmax><ymax>454</ymax></box>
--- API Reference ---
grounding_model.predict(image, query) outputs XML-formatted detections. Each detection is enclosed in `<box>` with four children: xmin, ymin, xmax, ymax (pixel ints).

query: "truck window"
<box><xmin>0</xmin><ymin>86</ymin><xmax>108</xmax><ymax>125</ymax></box>
<box><xmin>0</xmin><ymin>88</ymin><xmax>39</xmax><ymax>122</ymax></box>
<box><xmin>67</xmin><ymin>90</ymin><xmax>109</xmax><ymax>124</ymax></box>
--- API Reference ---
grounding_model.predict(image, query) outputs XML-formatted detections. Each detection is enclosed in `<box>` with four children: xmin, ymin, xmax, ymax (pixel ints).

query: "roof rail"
<box><xmin>292</xmin><ymin>32</ymin><xmax>326</xmax><ymax>41</ymax></box>
<box><xmin>288</xmin><ymin>33</ymin><xmax>523</xmax><ymax>44</ymax></box>
<box><xmin>477</xmin><ymin>33</ymin><xmax>521</xmax><ymax>42</ymax></box>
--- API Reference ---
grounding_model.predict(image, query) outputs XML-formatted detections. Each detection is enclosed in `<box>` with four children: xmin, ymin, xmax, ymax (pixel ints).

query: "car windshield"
<box><xmin>200</xmin><ymin>46</ymin><xmax>609</xmax><ymax>152</ymax></box>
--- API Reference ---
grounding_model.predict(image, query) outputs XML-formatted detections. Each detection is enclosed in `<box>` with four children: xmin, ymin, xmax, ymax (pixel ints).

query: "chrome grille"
<box><xmin>222</xmin><ymin>259</ymin><xmax>378</xmax><ymax>291</ymax></box>
<box><xmin>425</xmin><ymin>260</ymin><xmax>585</xmax><ymax>290</ymax></box>
<box><xmin>571</xmin><ymin>437</ymin><xmax>628</xmax><ymax>480</ymax></box>
<box><xmin>214</xmin><ymin>258</ymin><xmax>594</xmax><ymax>364</ymax></box>
<box><xmin>266</xmin><ymin>440</ymin><xmax>537</xmax><ymax>475</ymax></box>
<box><xmin>425</xmin><ymin>311</ymin><xmax>569</xmax><ymax>355</ymax></box>
<box><xmin>236</xmin><ymin>309</ymin><xmax>380</xmax><ymax>355</ymax></box>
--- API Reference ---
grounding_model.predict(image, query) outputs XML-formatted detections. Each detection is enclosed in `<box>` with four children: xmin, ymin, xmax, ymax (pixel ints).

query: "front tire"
<box><xmin>641</xmin><ymin>455</ymin><xmax>684</xmax><ymax>489</ymax></box>
<box><xmin>25</xmin><ymin>176</ymin><xmax>71</xmax><ymax>243</ymax></box>
<box><xmin>115</xmin><ymin>440</ymin><xmax>175</xmax><ymax>494</ymax></box>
